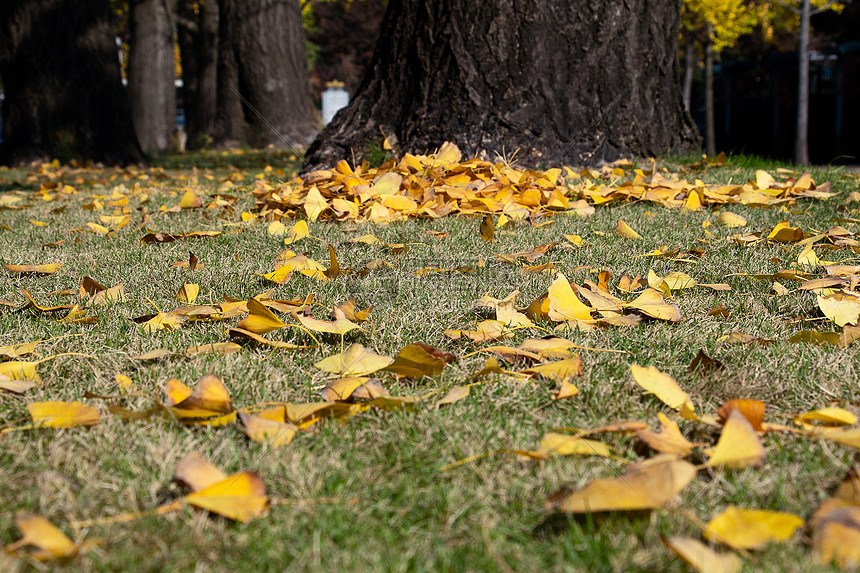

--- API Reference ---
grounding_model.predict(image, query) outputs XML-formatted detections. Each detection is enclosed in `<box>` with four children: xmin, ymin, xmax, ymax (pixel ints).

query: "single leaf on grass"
<box><xmin>179</xmin><ymin>189</ymin><xmax>203</xmax><ymax>208</ymax></box>
<box><xmin>184</xmin><ymin>471</ymin><xmax>268</xmax><ymax>523</ymax></box>
<box><xmin>818</xmin><ymin>293</ymin><xmax>860</xmax><ymax>327</ymax></box>
<box><xmin>715</xmin><ymin>212</ymin><xmax>748</xmax><ymax>228</ymax></box>
<box><xmin>520</xmin><ymin>357</ymin><xmax>583</xmax><ymax>384</ymax></box>
<box><xmin>171</xmin><ymin>251</ymin><xmax>201</xmax><ymax>269</ymax></box>
<box><xmin>334</xmin><ymin>298</ymin><xmax>373</xmax><ymax>322</ymax></box>
<box><xmin>822</xmin><ymin>429</ymin><xmax>860</xmax><ymax>450</ymax></box>
<box><xmin>517</xmin><ymin>337</ymin><xmax>579</xmax><ymax>359</ymax></box>
<box><xmin>614</xmin><ymin>219</ymin><xmax>642</xmax><ymax>239</ymax></box>
<box><xmin>795</xmin><ymin>407</ymin><xmax>857</xmax><ymax>427</ymax></box>
<box><xmin>4</xmin><ymin>513</ymin><xmax>95</xmax><ymax>561</ymax></box>
<box><xmin>322</xmin><ymin>244</ymin><xmax>340</xmax><ymax>278</ymax></box>
<box><xmin>688</xmin><ymin>349</ymin><xmax>724</xmax><ymax>375</ymax></box>
<box><xmin>443</xmin><ymin>320</ymin><xmax>509</xmax><ymax>342</ymax></box>
<box><xmin>0</xmin><ymin>374</ymin><xmax>36</xmax><ymax>393</ymax></box>
<box><xmin>5</xmin><ymin>263</ymin><xmax>62</xmax><ymax>275</ymax></box>
<box><xmin>186</xmin><ymin>342</ymin><xmax>242</xmax><ymax>357</ymax></box>
<box><xmin>237</xmin><ymin>412</ymin><xmax>297</xmax><ymax>448</ymax></box>
<box><xmin>304</xmin><ymin>185</ymin><xmax>328</xmax><ymax>221</ymax></box>
<box><xmin>283</xmin><ymin>220</ymin><xmax>310</xmax><ymax>244</ymax></box>
<box><xmin>623</xmin><ymin>288</ymin><xmax>682</xmax><ymax>322</ymax></box>
<box><xmin>384</xmin><ymin>342</ymin><xmax>453</xmax><ymax>378</ymax></box>
<box><xmin>174</xmin><ymin>452</ymin><xmax>227</xmax><ymax>491</ymax></box>
<box><xmin>295</xmin><ymin>307</ymin><xmax>358</xmax><ymax>336</ymax></box>
<box><xmin>321</xmin><ymin>377</ymin><xmax>387</xmax><ymax>401</ymax></box>
<box><xmin>839</xmin><ymin>325</ymin><xmax>860</xmax><ymax>348</ymax></box>
<box><xmin>664</xmin><ymin>536</ymin><xmax>743</xmax><ymax>573</ymax></box>
<box><xmin>548</xmin><ymin>457</ymin><xmax>697</xmax><ymax>513</ymax></box>
<box><xmin>169</xmin><ymin>374</ymin><xmax>233</xmax><ymax>415</ymax></box>
<box><xmin>315</xmin><ymin>343</ymin><xmax>394</xmax><ymax>376</ymax></box>
<box><xmin>547</xmin><ymin>273</ymin><xmax>593</xmax><ymax>322</ymax></box>
<box><xmin>536</xmin><ymin>433</ymin><xmax>611</xmax><ymax>458</ymax></box>
<box><xmin>630</xmin><ymin>364</ymin><xmax>694</xmax><ymax>411</ymax></box>
<box><xmin>27</xmin><ymin>401</ymin><xmax>99</xmax><ymax>428</ymax></box>
<box><xmin>704</xmin><ymin>506</ymin><xmax>803</xmax><ymax>550</ymax></box>
<box><xmin>637</xmin><ymin>412</ymin><xmax>695</xmax><ymax>455</ymax></box>
<box><xmin>767</xmin><ymin>220</ymin><xmax>804</xmax><ymax>242</ymax></box>
<box><xmin>115</xmin><ymin>373</ymin><xmax>135</xmax><ymax>392</ymax></box>
<box><xmin>434</xmin><ymin>385</ymin><xmax>470</xmax><ymax>409</ymax></box>
<box><xmin>177</xmin><ymin>283</ymin><xmax>199</xmax><ymax>304</ymax></box>
<box><xmin>480</xmin><ymin>214</ymin><xmax>495</xmax><ymax>242</ymax></box>
<box><xmin>706</xmin><ymin>409</ymin><xmax>765</xmax><ymax>468</ymax></box>
<box><xmin>131</xmin><ymin>348</ymin><xmax>175</xmax><ymax>361</ymax></box>
<box><xmin>789</xmin><ymin>331</ymin><xmax>841</xmax><ymax>346</ymax></box>
<box><xmin>553</xmin><ymin>380</ymin><xmax>579</xmax><ymax>399</ymax></box>
<box><xmin>237</xmin><ymin>297</ymin><xmax>286</xmax><ymax>334</ymax></box>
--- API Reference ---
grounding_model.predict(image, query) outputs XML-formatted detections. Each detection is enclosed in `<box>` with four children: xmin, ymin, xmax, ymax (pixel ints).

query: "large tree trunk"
<box><xmin>213</xmin><ymin>0</ymin><xmax>317</xmax><ymax>149</ymax></box>
<box><xmin>306</xmin><ymin>0</ymin><xmax>700</xmax><ymax>169</ymax></box>
<box><xmin>128</xmin><ymin>0</ymin><xmax>178</xmax><ymax>153</ymax></box>
<box><xmin>795</xmin><ymin>0</ymin><xmax>811</xmax><ymax>165</ymax></box>
<box><xmin>0</xmin><ymin>0</ymin><xmax>144</xmax><ymax>165</ymax></box>
<box><xmin>178</xmin><ymin>0</ymin><xmax>219</xmax><ymax>149</ymax></box>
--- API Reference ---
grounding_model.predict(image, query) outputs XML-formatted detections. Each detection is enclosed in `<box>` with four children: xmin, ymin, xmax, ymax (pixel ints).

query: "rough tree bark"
<box><xmin>306</xmin><ymin>0</ymin><xmax>700</xmax><ymax>169</ymax></box>
<box><xmin>0</xmin><ymin>0</ymin><xmax>144</xmax><ymax>164</ymax></box>
<box><xmin>178</xmin><ymin>0</ymin><xmax>219</xmax><ymax>148</ymax></box>
<box><xmin>128</xmin><ymin>0</ymin><xmax>178</xmax><ymax>152</ymax></box>
<box><xmin>213</xmin><ymin>0</ymin><xmax>317</xmax><ymax>149</ymax></box>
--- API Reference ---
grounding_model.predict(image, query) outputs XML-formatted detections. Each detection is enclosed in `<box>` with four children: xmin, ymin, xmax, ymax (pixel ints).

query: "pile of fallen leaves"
<box><xmin>3</xmin><ymin>145</ymin><xmax>860</xmax><ymax>570</ymax></box>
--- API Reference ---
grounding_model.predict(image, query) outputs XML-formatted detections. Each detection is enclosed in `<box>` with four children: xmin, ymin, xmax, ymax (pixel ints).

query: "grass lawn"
<box><xmin>1</xmin><ymin>148</ymin><xmax>860</xmax><ymax>572</ymax></box>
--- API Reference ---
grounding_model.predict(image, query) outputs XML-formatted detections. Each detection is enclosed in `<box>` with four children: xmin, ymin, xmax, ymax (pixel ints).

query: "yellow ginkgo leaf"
<box><xmin>795</xmin><ymin>407</ymin><xmax>858</xmax><ymax>427</ymax></box>
<box><xmin>664</xmin><ymin>536</ymin><xmax>743</xmax><ymax>573</ymax></box>
<box><xmin>547</xmin><ymin>273</ymin><xmax>593</xmax><ymax>322</ymax></box>
<box><xmin>179</xmin><ymin>189</ymin><xmax>203</xmax><ymax>208</ymax></box>
<box><xmin>614</xmin><ymin>219</ymin><xmax>642</xmax><ymax>239</ymax></box>
<box><xmin>4</xmin><ymin>263</ymin><xmax>62</xmax><ymax>274</ymax></box>
<box><xmin>173</xmin><ymin>452</ymin><xmax>228</xmax><ymax>492</ymax></box>
<box><xmin>520</xmin><ymin>357</ymin><xmax>583</xmax><ymax>383</ymax></box>
<box><xmin>238</xmin><ymin>412</ymin><xmax>297</xmax><ymax>448</ymax></box>
<box><xmin>170</xmin><ymin>374</ymin><xmax>233</xmax><ymax>416</ymax></box>
<box><xmin>536</xmin><ymin>433</ymin><xmax>611</xmax><ymax>458</ymax></box>
<box><xmin>704</xmin><ymin>506</ymin><xmax>803</xmax><ymax>550</ymax></box>
<box><xmin>767</xmin><ymin>221</ymin><xmax>803</xmax><ymax>243</ymax></box>
<box><xmin>27</xmin><ymin>401</ymin><xmax>100</xmax><ymax>428</ymax></box>
<box><xmin>550</xmin><ymin>456</ymin><xmax>697</xmax><ymax>513</ymax></box>
<box><xmin>295</xmin><ymin>307</ymin><xmax>359</xmax><ymax>336</ymax></box>
<box><xmin>636</xmin><ymin>412</ymin><xmax>695</xmax><ymax>455</ymax></box>
<box><xmin>5</xmin><ymin>513</ymin><xmax>92</xmax><ymax>561</ymax></box>
<box><xmin>321</xmin><ymin>377</ymin><xmax>377</xmax><ymax>401</ymax></box>
<box><xmin>433</xmin><ymin>385</ymin><xmax>470</xmax><ymax>409</ymax></box>
<box><xmin>715</xmin><ymin>212</ymin><xmax>747</xmax><ymax>228</ymax></box>
<box><xmin>372</xmin><ymin>171</ymin><xmax>403</xmax><ymax>195</ymax></box>
<box><xmin>706</xmin><ymin>409</ymin><xmax>765</xmax><ymax>468</ymax></box>
<box><xmin>630</xmin><ymin>364</ymin><xmax>694</xmax><ymax>411</ymax></box>
<box><xmin>176</xmin><ymin>283</ymin><xmax>199</xmax><ymax>304</ymax></box>
<box><xmin>237</xmin><ymin>297</ymin><xmax>287</xmax><ymax>334</ymax></box>
<box><xmin>304</xmin><ymin>185</ymin><xmax>328</xmax><ymax>221</ymax></box>
<box><xmin>813</xmin><ymin>506</ymin><xmax>860</xmax><ymax>569</ymax></box>
<box><xmin>818</xmin><ymin>293</ymin><xmax>860</xmax><ymax>327</ymax></box>
<box><xmin>384</xmin><ymin>343</ymin><xmax>451</xmax><ymax>378</ymax></box>
<box><xmin>266</xmin><ymin>220</ymin><xmax>287</xmax><ymax>236</ymax></box>
<box><xmin>184</xmin><ymin>471</ymin><xmax>268</xmax><ymax>523</ymax></box>
<box><xmin>283</xmin><ymin>220</ymin><xmax>310</xmax><ymax>244</ymax></box>
<box><xmin>623</xmin><ymin>288</ymin><xmax>682</xmax><ymax>322</ymax></box>
<box><xmin>314</xmin><ymin>343</ymin><xmax>394</xmax><ymax>376</ymax></box>
<box><xmin>480</xmin><ymin>214</ymin><xmax>495</xmax><ymax>243</ymax></box>
<box><xmin>755</xmin><ymin>169</ymin><xmax>776</xmax><ymax>189</ymax></box>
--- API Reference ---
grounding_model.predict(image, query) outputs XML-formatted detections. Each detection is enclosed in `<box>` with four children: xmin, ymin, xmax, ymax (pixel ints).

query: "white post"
<box><xmin>321</xmin><ymin>81</ymin><xmax>350</xmax><ymax>126</ymax></box>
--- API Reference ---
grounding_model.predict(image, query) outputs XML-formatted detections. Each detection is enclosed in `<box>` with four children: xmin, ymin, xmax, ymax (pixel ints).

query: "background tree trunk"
<box><xmin>213</xmin><ymin>0</ymin><xmax>317</xmax><ymax>149</ymax></box>
<box><xmin>178</xmin><ymin>0</ymin><xmax>219</xmax><ymax>149</ymax></box>
<box><xmin>306</xmin><ymin>0</ymin><xmax>700</xmax><ymax>169</ymax></box>
<box><xmin>682</xmin><ymin>33</ymin><xmax>695</xmax><ymax>112</ymax></box>
<box><xmin>795</xmin><ymin>0</ymin><xmax>811</xmax><ymax>165</ymax></box>
<box><xmin>704</xmin><ymin>24</ymin><xmax>716</xmax><ymax>157</ymax></box>
<box><xmin>128</xmin><ymin>0</ymin><xmax>178</xmax><ymax>153</ymax></box>
<box><xmin>0</xmin><ymin>0</ymin><xmax>144</xmax><ymax>164</ymax></box>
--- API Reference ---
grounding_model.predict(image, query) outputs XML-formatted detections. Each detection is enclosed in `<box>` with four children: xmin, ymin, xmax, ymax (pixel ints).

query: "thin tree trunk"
<box><xmin>795</xmin><ymin>0</ymin><xmax>811</xmax><ymax>165</ymax></box>
<box><xmin>704</xmin><ymin>23</ymin><xmax>716</xmax><ymax>157</ymax></box>
<box><xmin>0</xmin><ymin>0</ymin><xmax>144</xmax><ymax>164</ymax></box>
<box><xmin>178</xmin><ymin>0</ymin><xmax>218</xmax><ymax>148</ymax></box>
<box><xmin>306</xmin><ymin>0</ymin><xmax>700</xmax><ymax>169</ymax></box>
<box><xmin>129</xmin><ymin>0</ymin><xmax>178</xmax><ymax>153</ymax></box>
<box><xmin>214</xmin><ymin>0</ymin><xmax>317</xmax><ymax>149</ymax></box>
<box><xmin>682</xmin><ymin>32</ymin><xmax>695</xmax><ymax>112</ymax></box>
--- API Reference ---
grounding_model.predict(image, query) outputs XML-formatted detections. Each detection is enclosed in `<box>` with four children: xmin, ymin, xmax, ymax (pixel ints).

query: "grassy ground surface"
<box><xmin>1</xmin><ymin>149</ymin><xmax>859</xmax><ymax>572</ymax></box>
